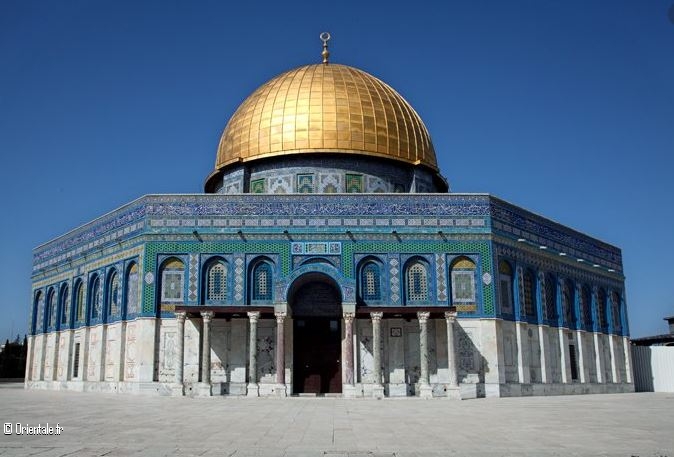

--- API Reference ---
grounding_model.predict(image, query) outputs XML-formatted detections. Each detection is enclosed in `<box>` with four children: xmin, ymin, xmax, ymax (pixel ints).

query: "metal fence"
<box><xmin>631</xmin><ymin>345</ymin><xmax>674</xmax><ymax>392</ymax></box>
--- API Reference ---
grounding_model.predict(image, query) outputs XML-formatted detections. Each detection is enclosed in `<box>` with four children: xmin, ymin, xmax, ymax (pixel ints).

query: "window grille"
<box><xmin>253</xmin><ymin>263</ymin><xmax>272</xmax><ymax>301</ymax></box>
<box><xmin>407</xmin><ymin>262</ymin><xmax>428</xmax><ymax>302</ymax></box>
<box><xmin>361</xmin><ymin>262</ymin><xmax>381</xmax><ymax>301</ymax></box>
<box><xmin>207</xmin><ymin>262</ymin><xmax>227</xmax><ymax>301</ymax></box>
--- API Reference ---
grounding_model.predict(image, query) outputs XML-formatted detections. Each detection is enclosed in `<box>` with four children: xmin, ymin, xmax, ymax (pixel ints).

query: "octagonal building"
<box><xmin>25</xmin><ymin>39</ymin><xmax>633</xmax><ymax>398</ymax></box>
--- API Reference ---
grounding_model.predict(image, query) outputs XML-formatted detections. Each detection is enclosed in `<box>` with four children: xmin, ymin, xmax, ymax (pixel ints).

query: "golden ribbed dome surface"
<box><xmin>214</xmin><ymin>63</ymin><xmax>438</xmax><ymax>171</ymax></box>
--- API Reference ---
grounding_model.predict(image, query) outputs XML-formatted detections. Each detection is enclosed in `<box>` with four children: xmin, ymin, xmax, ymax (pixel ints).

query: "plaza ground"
<box><xmin>0</xmin><ymin>383</ymin><xmax>672</xmax><ymax>457</ymax></box>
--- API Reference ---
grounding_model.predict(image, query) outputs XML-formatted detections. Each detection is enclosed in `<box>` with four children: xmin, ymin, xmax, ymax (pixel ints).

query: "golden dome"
<box><xmin>209</xmin><ymin>63</ymin><xmax>438</xmax><ymax>183</ymax></box>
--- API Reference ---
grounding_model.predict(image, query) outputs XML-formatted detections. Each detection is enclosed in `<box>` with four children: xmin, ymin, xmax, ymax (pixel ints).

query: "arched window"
<box><xmin>498</xmin><ymin>260</ymin><xmax>514</xmax><ymax>313</ymax></box>
<box><xmin>544</xmin><ymin>273</ymin><xmax>557</xmax><ymax>321</ymax></box>
<box><xmin>252</xmin><ymin>261</ymin><xmax>273</xmax><ymax>302</ymax></box>
<box><xmin>205</xmin><ymin>260</ymin><xmax>228</xmax><ymax>302</ymax></box>
<box><xmin>581</xmin><ymin>285</ymin><xmax>592</xmax><ymax>329</ymax></box>
<box><xmin>562</xmin><ymin>280</ymin><xmax>575</xmax><ymax>327</ymax></box>
<box><xmin>47</xmin><ymin>288</ymin><xmax>57</xmax><ymax>328</ymax></box>
<box><xmin>597</xmin><ymin>288</ymin><xmax>607</xmax><ymax>330</ymax></box>
<box><xmin>125</xmin><ymin>263</ymin><xmax>139</xmax><ymax>315</ymax></box>
<box><xmin>89</xmin><ymin>275</ymin><xmax>102</xmax><ymax>320</ymax></box>
<box><xmin>451</xmin><ymin>257</ymin><xmax>476</xmax><ymax>304</ymax></box>
<box><xmin>359</xmin><ymin>261</ymin><xmax>382</xmax><ymax>303</ymax></box>
<box><xmin>611</xmin><ymin>291</ymin><xmax>622</xmax><ymax>331</ymax></box>
<box><xmin>107</xmin><ymin>270</ymin><xmax>120</xmax><ymax>318</ymax></box>
<box><xmin>406</xmin><ymin>260</ymin><xmax>429</xmax><ymax>303</ymax></box>
<box><xmin>74</xmin><ymin>281</ymin><xmax>85</xmax><ymax>323</ymax></box>
<box><xmin>160</xmin><ymin>258</ymin><xmax>185</xmax><ymax>303</ymax></box>
<box><xmin>522</xmin><ymin>269</ymin><xmax>536</xmax><ymax>319</ymax></box>
<box><xmin>33</xmin><ymin>291</ymin><xmax>44</xmax><ymax>333</ymax></box>
<box><xmin>60</xmin><ymin>285</ymin><xmax>70</xmax><ymax>326</ymax></box>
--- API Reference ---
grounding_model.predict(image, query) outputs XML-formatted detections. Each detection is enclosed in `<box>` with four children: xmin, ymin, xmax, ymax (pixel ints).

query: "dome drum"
<box><xmin>208</xmin><ymin>153</ymin><xmax>447</xmax><ymax>194</ymax></box>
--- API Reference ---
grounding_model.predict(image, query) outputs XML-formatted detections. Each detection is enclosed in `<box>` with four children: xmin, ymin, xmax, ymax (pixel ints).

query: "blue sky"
<box><xmin>1</xmin><ymin>0</ymin><xmax>673</xmax><ymax>340</ymax></box>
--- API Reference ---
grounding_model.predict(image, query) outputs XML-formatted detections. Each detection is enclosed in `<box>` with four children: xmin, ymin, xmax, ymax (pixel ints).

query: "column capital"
<box><xmin>247</xmin><ymin>311</ymin><xmax>261</xmax><ymax>323</ymax></box>
<box><xmin>274</xmin><ymin>311</ymin><xmax>286</xmax><ymax>323</ymax></box>
<box><xmin>200</xmin><ymin>311</ymin><xmax>214</xmax><ymax>322</ymax></box>
<box><xmin>417</xmin><ymin>311</ymin><xmax>430</xmax><ymax>323</ymax></box>
<box><xmin>343</xmin><ymin>311</ymin><xmax>355</xmax><ymax>323</ymax></box>
<box><xmin>370</xmin><ymin>312</ymin><xmax>383</xmax><ymax>321</ymax></box>
<box><xmin>444</xmin><ymin>310</ymin><xmax>457</xmax><ymax>322</ymax></box>
<box><xmin>175</xmin><ymin>311</ymin><xmax>187</xmax><ymax>322</ymax></box>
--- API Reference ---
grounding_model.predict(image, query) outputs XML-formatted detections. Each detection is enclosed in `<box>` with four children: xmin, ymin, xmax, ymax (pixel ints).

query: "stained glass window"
<box><xmin>75</xmin><ymin>282</ymin><xmax>85</xmax><ymax>323</ymax></box>
<box><xmin>597</xmin><ymin>288</ymin><xmax>607</xmax><ymax>330</ymax></box>
<box><xmin>581</xmin><ymin>285</ymin><xmax>593</xmax><ymax>329</ymax></box>
<box><xmin>90</xmin><ymin>276</ymin><xmax>102</xmax><ymax>320</ymax></box>
<box><xmin>47</xmin><ymin>289</ymin><xmax>56</xmax><ymax>328</ymax></box>
<box><xmin>34</xmin><ymin>292</ymin><xmax>44</xmax><ymax>333</ymax></box>
<box><xmin>126</xmin><ymin>264</ymin><xmax>139</xmax><ymax>315</ymax></box>
<box><xmin>562</xmin><ymin>280</ymin><xmax>575</xmax><ymax>326</ymax></box>
<box><xmin>108</xmin><ymin>271</ymin><xmax>120</xmax><ymax>317</ymax></box>
<box><xmin>451</xmin><ymin>258</ymin><xmax>476</xmax><ymax>303</ymax></box>
<box><xmin>498</xmin><ymin>260</ymin><xmax>513</xmax><ymax>313</ymax></box>
<box><xmin>544</xmin><ymin>274</ymin><xmax>557</xmax><ymax>320</ymax></box>
<box><xmin>522</xmin><ymin>269</ymin><xmax>536</xmax><ymax>318</ymax></box>
<box><xmin>60</xmin><ymin>285</ymin><xmax>70</xmax><ymax>326</ymax></box>
<box><xmin>611</xmin><ymin>291</ymin><xmax>622</xmax><ymax>331</ymax></box>
<box><xmin>161</xmin><ymin>259</ymin><xmax>185</xmax><ymax>303</ymax></box>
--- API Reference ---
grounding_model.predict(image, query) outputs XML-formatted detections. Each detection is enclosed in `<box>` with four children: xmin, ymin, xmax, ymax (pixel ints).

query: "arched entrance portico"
<box><xmin>288</xmin><ymin>272</ymin><xmax>342</xmax><ymax>395</ymax></box>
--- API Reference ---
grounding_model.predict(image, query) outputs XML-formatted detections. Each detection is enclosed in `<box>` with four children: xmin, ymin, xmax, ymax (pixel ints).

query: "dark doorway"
<box><xmin>290</xmin><ymin>274</ymin><xmax>342</xmax><ymax>394</ymax></box>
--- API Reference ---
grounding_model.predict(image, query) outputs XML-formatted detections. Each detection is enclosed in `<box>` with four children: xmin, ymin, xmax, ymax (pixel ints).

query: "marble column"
<box><xmin>608</xmin><ymin>335</ymin><xmax>618</xmax><ymax>383</ymax></box>
<box><xmin>274</xmin><ymin>311</ymin><xmax>286</xmax><ymax>395</ymax></box>
<box><xmin>200</xmin><ymin>311</ymin><xmax>213</xmax><ymax>387</ymax></box>
<box><xmin>622</xmin><ymin>336</ymin><xmax>632</xmax><ymax>384</ymax></box>
<box><xmin>538</xmin><ymin>326</ymin><xmax>549</xmax><ymax>383</ymax></box>
<box><xmin>445</xmin><ymin>311</ymin><xmax>460</xmax><ymax>399</ymax></box>
<box><xmin>343</xmin><ymin>312</ymin><xmax>355</xmax><ymax>385</ymax></box>
<box><xmin>558</xmin><ymin>328</ymin><xmax>568</xmax><ymax>384</ymax></box>
<box><xmin>370</xmin><ymin>312</ymin><xmax>384</xmax><ymax>398</ymax></box>
<box><xmin>174</xmin><ymin>312</ymin><xmax>186</xmax><ymax>387</ymax></box>
<box><xmin>418</xmin><ymin>312</ymin><xmax>433</xmax><ymax>398</ymax></box>
<box><xmin>593</xmin><ymin>332</ymin><xmax>603</xmax><ymax>383</ymax></box>
<box><xmin>247</xmin><ymin>311</ymin><xmax>260</xmax><ymax>396</ymax></box>
<box><xmin>576</xmin><ymin>329</ymin><xmax>586</xmax><ymax>383</ymax></box>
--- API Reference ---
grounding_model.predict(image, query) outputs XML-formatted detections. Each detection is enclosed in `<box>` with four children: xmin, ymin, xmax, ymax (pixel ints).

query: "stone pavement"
<box><xmin>0</xmin><ymin>383</ymin><xmax>672</xmax><ymax>456</ymax></box>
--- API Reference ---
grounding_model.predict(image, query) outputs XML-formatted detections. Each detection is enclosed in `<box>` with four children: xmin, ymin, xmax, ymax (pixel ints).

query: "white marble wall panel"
<box><xmin>547</xmin><ymin>327</ymin><xmax>562</xmax><ymax>383</ymax></box>
<box><xmin>404</xmin><ymin>321</ymin><xmax>420</xmax><ymax>394</ymax></box>
<box><xmin>87</xmin><ymin>326</ymin><xmax>103</xmax><ymax>381</ymax></box>
<box><xmin>456</xmin><ymin>320</ymin><xmax>482</xmax><ymax>383</ymax></box>
<box><xmin>257</xmin><ymin>320</ymin><xmax>275</xmax><ymax>384</ymax></box>
<box><xmin>433</xmin><ymin>319</ymin><xmax>448</xmax><ymax>383</ymax></box>
<box><xmin>157</xmin><ymin>320</ymin><xmax>177</xmax><ymax>383</ymax></box>
<box><xmin>124</xmin><ymin>321</ymin><xmax>139</xmax><ymax>381</ymax></box>
<box><xmin>480</xmin><ymin>319</ymin><xmax>505</xmax><ymax>392</ymax></box>
<box><xmin>602</xmin><ymin>334</ymin><xmax>612</xmax><ymax>382</ymax></box>
<box><xmin>210</xmin><ymin>319</ymin><xmax>229</xmax><ymax>383</ymax></box>
<box><xmin>134</xmin><ymin>318</ymin><xmax>157</xmax><ymax>382</ymax></box>
<box><xmin>357</xmin><ymin>320</ymin><xmax>374</xmax><ymax>383</ymax></box>
<box><xmin>56</xmin><ymin>331</ymin><xmax>70</xmax><ymax>381</ymax></box>
<box><xmin>527</xmin><ymin>326</ymin><xmax>541</xmax><ymax>383</ymax></box>
<box><xmin>228</xmin><ymin>319</ymin><xmax>247</xmax><ymax>384</ymax></box>
<box><xmin>105</xmin><ymin>323</ymin><xmax>121</xmax><ymax>382</ymax></box>
<box><xmin>501</xmin><ymin>321</ymin><xmax>518</xmax><ymax>382</ymax></box>
<box><xmin>584</xmin><ymin>332</ymin><xmax>597</xmax><ymax>382</ymax></box>
<box><xmin>44</xmin><ymin>333</ymin><xmax>55</xmax><ymax>380</ymax></box>
<box><xmin>386</xmin><ymin>318</ymin><xmax>405</xmax><ymax>385</ymax></box>
<box><xmin>183</xmin><ymin>318</ymin><xmax>200</xmax><ymax>383</ymax></box>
